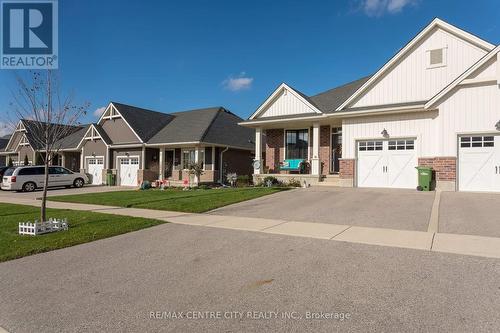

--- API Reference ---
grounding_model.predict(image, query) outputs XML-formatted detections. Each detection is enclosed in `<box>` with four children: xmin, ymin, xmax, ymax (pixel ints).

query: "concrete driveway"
<box><xmin>0</xmin><ymin>185</ymin><xmax>132</xmax><ymax>201</ymax></box>
<box><xmin>0</xmin><ymin>223</ymin><xmax>499</xmax><ymax>333</ymax></box>
<box><xmin>211</xmin><ymin>187</ymin><xmax>435</xmax><ymax>232</ymax></box>
<box><xmin>439</xmin><ymin>192</ymin><xmax>500</xmax><ymax>238</ymax></box>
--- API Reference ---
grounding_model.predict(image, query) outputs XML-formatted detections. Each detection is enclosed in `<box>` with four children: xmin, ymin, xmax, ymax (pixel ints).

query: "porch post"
<box><xmin>32</xmin><ymin>150</ymin><xmax>36</xmax><ymax>165</ymax></box>
<box><xmin>194</xmin><ymin>148</ymin><xmax>200</xmax><ymax>184</ymax></box>
<box><xmin>254</xmin><ymin>127</ymin><xmax>262</xmax><ymax>174</ymax></box>
<box><xmin>61</xmin><ymin>153</ymin><xmax>66</xmax><ymax>168</ymax></box>
<box><xmin>141</xmin><ymin>145</ymin><xmax>146</xmax><ymax>169</ymax></box>
<box><xmin>211</xmin><ymin>146</ymin><xmax>215</xmax><ymax>171</ymax></box>
<box><xmin>80</xmin><ymin>147</ymin><xmax>85</xmax><ymax>172</ymax></box>
<box><xmin>311</xmin><ymin>122</ymin><xmax>320</xmax><ymax>176</ymax></box>
<box><xmin>159</xmin><ymin>147</ymin><xmax>165</xmax><ymax>180</ymax></box>
<box><xmin>105</xmin><ymin>146</ymin><xmax>110</xmax><ymax>169</ymax></box>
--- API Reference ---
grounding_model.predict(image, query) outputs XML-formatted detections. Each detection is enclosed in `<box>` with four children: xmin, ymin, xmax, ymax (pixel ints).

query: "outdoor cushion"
<box><xmin>280</xmin><ymin>159</ymin><xmax>303</xmax><ymax>170</ymax></box>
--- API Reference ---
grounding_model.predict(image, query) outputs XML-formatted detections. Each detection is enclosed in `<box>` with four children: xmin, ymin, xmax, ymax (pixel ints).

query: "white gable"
<box><xmin>349</xmin><ymin>27</ymin><xmax>489</xmax><ymax>108</ymax></box>
<box><xmin>253</xmin><ymin>85</ymin><xmax>319</xmax><ymax>119</ymax></box>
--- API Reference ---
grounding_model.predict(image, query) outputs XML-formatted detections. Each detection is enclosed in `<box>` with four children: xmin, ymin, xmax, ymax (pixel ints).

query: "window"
<box><xmin>182</xmin><ymin>150</ymin><xmax>195</xmax><ymax>169</ymax></box>
<box><xmin>427</xmin><ymin>48</ymin><xmax>446</xmax><ymax>68</ymax></box>
<box><xmin>4</xmin><ymin>168</ymin><xmax>15</xmax><ymax>176</ymax></box>
<box><xmin>19</xmin><ymin>168</ymin><xmax>39</xmax><ymax>176</ymax></box>
<box><xmin>285</xmin><ymin>129</ymin><xmax>309</xmax><ymax>159</ymax></box>
<box><xmin>460</xmin><ymin>136</ymin><xmax>495</xmax><ymax>148</ymax></box>
<box><xmin>130</xmin><ymin>158</ymin><xmax>139</xmax><ymax>165</ymax></box>
<box><xmin>49</xmin><ymin>167</ymin><xmax>71</xmax><ymax>175</ymax></box>
<box><xmin>388</xmin><ymin>140</ymin><xmax>414</xmax><ymax>150</ymax></box>
<box><xmin>358</xmin><ymin>141</ymin><xmax>383</xmax><ymax>151</ymax></box>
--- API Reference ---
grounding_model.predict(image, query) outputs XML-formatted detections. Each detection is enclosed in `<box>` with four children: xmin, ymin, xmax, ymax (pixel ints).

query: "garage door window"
<box><xmin>460</xmin><ymin>136</ymin><xmax>494</xmax><ymax>148</ymax></box>
<box><xmin>358</xmin><ymin>141</ymin><xmax>383</xmax><ymax>151</ymax></box>
<box><xmin>388</xmin><ymin>140</ymin><xmax>414</xmax><ymax>150</ymax></box>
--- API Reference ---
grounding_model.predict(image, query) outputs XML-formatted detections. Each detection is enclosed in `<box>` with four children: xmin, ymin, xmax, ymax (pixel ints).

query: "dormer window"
<box><xmin>427</xmin><ymin>47</ymin><xmax>447</xmax><ymax>69</ymax></box>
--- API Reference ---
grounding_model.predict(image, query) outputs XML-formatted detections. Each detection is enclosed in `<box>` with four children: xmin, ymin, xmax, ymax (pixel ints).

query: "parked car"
<box><xmin>1</xmin><ymin>166</ymin><xmax>88</xmax><ymax>192</ymax></box>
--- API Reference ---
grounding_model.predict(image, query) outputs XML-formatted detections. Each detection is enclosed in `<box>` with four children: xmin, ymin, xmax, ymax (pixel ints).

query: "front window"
<box><xmin>285</xmin><ymin>129</ymin><xmax>308</xmax><ymax>159</ymax></box>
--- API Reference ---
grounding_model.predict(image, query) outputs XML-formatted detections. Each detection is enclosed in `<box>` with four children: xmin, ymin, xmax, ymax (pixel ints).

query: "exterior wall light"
<box><xmin>381</xmin><ymin>128</ymin><xmax>389</xmax><ymax>138</ymax></box>
<box><xmin>496</xmin><ymin>120</ymin><xmax>500</xmax><ymax>131</ymax></box>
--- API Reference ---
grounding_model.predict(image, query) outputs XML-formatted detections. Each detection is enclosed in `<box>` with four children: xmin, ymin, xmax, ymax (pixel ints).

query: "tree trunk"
<box><xmin>41</xmin><ymin>156</ymin><xmax>49</xmax><ymax>223</ymax></box>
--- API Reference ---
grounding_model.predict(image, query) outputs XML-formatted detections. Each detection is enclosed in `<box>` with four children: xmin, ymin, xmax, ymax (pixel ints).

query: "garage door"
<box><xmin>459</xmin><ymin>135</ymin><xmax>500</xmax><ymax>192</ymax></box>
<box><xmin>87</xmin><ymin>158</ymin><xmax>104</xmax><ymax>185</ymax></box>
<box><xmin>119</xmin><ymin>157</ymin><xmax>139</xmax><ymax>186</ymax></box>
<box><xmin>357</xmin><ymin>139</ymin><xmax>417</xmax><ymax>189</ymax></box>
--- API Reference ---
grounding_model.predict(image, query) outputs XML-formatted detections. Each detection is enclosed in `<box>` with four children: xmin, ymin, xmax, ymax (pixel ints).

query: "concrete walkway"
<box><xmin>4</xmin><ymin>196</ymin><xmax>500</xmax><ymax>260</ymax></box>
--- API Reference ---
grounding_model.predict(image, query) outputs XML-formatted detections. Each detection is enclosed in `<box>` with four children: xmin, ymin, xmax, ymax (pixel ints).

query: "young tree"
<box><xmin>10</xmin><ymin>70</ymin><xmax>89</xmax><ymax>222</ymax></box>
<box><xmin>7</xmin><ymin>157</ymin><xmax>13</xmax><ymax>168</ymax></box>
<box><xmin>23</xmin><ymin>154</ymin><xmax>29</xmax><ymax>166</ymax></box>
<box><xmin>188</xmin><ymin>162</ymin><xmax>204</xmax><ymax>186</ymax></box>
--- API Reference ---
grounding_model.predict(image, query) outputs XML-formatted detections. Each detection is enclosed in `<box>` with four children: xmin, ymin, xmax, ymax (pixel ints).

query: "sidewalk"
<box><xmin>5</xmin><ymin>197</ymin><xmax>500</xmax><ymax>259</ymax></box>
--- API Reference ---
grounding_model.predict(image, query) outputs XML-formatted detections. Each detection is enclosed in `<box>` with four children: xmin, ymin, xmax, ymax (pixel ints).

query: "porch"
<box><xmin>252</xmin><ymin>122</ymin><xmax>346</xmax><ymax>186</ymax></box>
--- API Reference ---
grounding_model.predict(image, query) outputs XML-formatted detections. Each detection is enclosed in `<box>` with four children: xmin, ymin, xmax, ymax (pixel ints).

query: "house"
<box><xmin>0</xmin><ymin>135</ymin><xmax>10</xmax><ymax>166</ymax></box>
<box><xmin>241</xmin><ymin>18</ymin><xmax>500</xmax><ymax>192</ymax></box>
<box><xmin>0</xmin><ymin>103</ymin><xmax>255</xmax><ymax>186</ymax></box>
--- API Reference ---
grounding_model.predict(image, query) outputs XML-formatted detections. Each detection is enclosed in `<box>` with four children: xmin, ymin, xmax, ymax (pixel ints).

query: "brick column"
<box><xmin>418</xmin><ymin>157</ymin><xmax>456</xmax><ymax>191</ymax></box>
<box><xmin>319</xmin><ymin>125</ymin><xmax>331</xmax><ymax>175</ymax></box>
<box><xmin>265</xmin><ymin>129</ymin><xmax>284</xmax><ymax>173</ymax></box>
<box><xmin>339</xmin><ymin>158</ymin><xmax>355</xmax><ymax>187</ymax></box>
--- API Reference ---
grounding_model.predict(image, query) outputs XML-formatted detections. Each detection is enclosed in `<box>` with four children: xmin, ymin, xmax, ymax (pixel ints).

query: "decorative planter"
<box><xmin>19</xmin><ymin>218</ymin><xmax>69</xmax><ymax>236</ymax></box>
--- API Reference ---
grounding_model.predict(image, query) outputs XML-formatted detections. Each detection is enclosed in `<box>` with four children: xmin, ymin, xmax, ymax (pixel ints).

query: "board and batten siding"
<box><xmin>350</xmin><ymin>27</ymin><xmax>488</xmax><ymax>108</ymax></box>
<box><xmin>258</xmin><ymin>88</ymin><xmax>317</xmax><ymax>118</ymax></box>
<box><xmin>437</xmin><ymin>83</ymin><xmax>500</xmax><ymax>156</ymax></box>
<box><xmin>342</xmin><ymin>111</ymin><xmax>438</xmax><ymax>159</ymax></box>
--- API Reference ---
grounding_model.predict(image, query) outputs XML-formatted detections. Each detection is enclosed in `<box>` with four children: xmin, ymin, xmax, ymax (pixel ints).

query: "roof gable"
<box><xmin>426</xmin><ymin>45</ymin><xmax>500</xmax><ymax>108</ymax></box>
<box><xmin>249</xmin><ymin>83</ymin><xmax>322</xmax><ymax>120</ymax></box>
<box><xmin>337</xmin><ymin>18</ymin><xmax>494</xmax><ymax>111</ymax></box>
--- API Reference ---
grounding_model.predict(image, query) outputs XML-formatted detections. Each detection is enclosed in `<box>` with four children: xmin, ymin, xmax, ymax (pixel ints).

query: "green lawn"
<box><xmin>0</xmin><ymin>203</ymin><xmax>166</xmax><ymax>262</ymax></box>
<box><xmin>49</xmin><ymin>187</ymin><xmax>289</xmax><ymax>213</ymax></box>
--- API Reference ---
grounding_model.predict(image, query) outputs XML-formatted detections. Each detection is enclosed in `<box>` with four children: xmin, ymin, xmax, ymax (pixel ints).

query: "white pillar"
<box><xmin>61</xmin><ymin>153</ymin><xmax>66</xmax><ymax>168</ymax></box>
<box><xmin>254</xmin><ymin>127</ymin><xmax>262</xmax><ymax>175</ymax></box>
<box><xmin>141</xmin><ymin>146</ymin><xmax>146</xmax><ymax>169</ymax></box>
<box><xmin>211</xmin><ymin>146</ymin><xmax>215</xmax><ymax>171</ymax></box>
<box><xmin>311</xmin><ymin>122</ymin><xmax>320</xmax><ymax>176</ymax></box>
<box><xmin>105</xmin><ymin>146</ymin><xmax>110</xmax><ymax>169</ymax></box>
<box><xmin>80</xmin><ymin>147</ymin><xmax>84</xmax><ymax>171</ymax></box>
<box><xmin>159</xmin><ymin>147</ymin><xmax>165</xmax><ymax>180</ymax></box>
<box><xmin>32</xmin><ymin>150</ymin><xmax>36</xmax><ymax>165</ymax></box>
<box><xmin>497</xmin><ymin>52</ymin><xmax>500</xmax><ymax>85</ymax></box>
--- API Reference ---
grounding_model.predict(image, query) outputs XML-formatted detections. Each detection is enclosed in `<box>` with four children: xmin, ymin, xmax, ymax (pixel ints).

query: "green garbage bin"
<box><xmin>415</xmin><ymin>167</ymin><xmax>432</xmax><ymax>191</ymax></box>
<box><xmin>106</xmin><ymin>173</ymin><xmax>116</xmax><ymax>186</ymax></box>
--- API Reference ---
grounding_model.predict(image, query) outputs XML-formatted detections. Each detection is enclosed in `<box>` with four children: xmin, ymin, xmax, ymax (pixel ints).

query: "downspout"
<box><xmin>219</xmin><ymin>146</ymin><xmax>229</xmax><ymax>184</ymax></box>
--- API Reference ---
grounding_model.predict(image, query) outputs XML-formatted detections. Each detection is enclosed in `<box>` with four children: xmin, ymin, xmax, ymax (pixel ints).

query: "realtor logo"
<box><xmin>1</xmin><ymin>0</ymin><xmax>58</xmax><ymax>69</ymax></box>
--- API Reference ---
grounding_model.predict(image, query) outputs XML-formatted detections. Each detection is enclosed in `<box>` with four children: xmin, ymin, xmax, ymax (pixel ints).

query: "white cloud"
<box><xmin>0</xmin><ymin>122</ymin><xmax>11</xmax><ymax>137</ymax></box>
<box><xmin>360</xmin><ymin>0</ymin><xmax>418</xmax><ymax>17</ymax></box>
<box><xmin>222</xmin><ymin>72</ymin><xmax>254</xmax><ymax>92</ymax></box>
<box><xmin>93</xmin><ymin>106</ymin><xmax>106</xmax><ymax>118</ymax></box>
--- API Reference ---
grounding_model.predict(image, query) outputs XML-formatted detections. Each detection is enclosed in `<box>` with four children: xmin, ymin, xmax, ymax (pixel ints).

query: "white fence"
<box><xmin>19</xmin><ymin>218</ymin><xmax>69</xmax><ymax>236</ymax></box>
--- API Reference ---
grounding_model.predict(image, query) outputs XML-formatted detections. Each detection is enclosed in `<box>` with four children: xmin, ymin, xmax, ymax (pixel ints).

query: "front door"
<box><xmin>165</xmin><ymin>150</ymin><xmax>174</xmax><ymax>179</ymax></box>
<box><xmin>331</xmin><ymin>127</ymin><xmax>342</xmax><ymax>173</ymax></box>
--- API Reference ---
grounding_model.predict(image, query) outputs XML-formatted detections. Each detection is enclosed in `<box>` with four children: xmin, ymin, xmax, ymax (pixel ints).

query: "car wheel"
<box><xmin>73</xmin><ymin>178</ymin><xmax>84</xmax><ymax>188</ymax></box>
<box><xmin>23</xmin><ymin>182</ymin><xmax>36</xmax><ymax>192</ymax></box>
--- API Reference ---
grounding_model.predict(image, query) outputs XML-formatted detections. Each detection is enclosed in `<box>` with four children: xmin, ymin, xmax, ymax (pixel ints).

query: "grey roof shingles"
<box><xmin>111</xmin><ymin>102</ymin><xmax>175</xmax><ymax>142</ymax></box>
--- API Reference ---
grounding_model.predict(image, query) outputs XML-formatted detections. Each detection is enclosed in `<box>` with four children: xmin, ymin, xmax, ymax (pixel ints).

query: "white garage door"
<box><xmin>459</xmin><ymin>135</ymin><xmax>500</xmax><ymax>192</ymax></box>
<box><xmin>119</xmin><ymin>157</ymin><xmax>139</xmax><ymax>186</ymax></box>
<box><xmin>357</xmin><ymin>139</ymin><xmax>417</xmax><ymax>189</ymax></box>
<box><xmin>87</xmin><ymin>158</ymin><xmax>104</xmax><ymax>185</ymax></box>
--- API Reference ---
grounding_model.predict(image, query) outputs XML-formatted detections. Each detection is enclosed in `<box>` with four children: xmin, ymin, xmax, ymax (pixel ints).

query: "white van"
<box><xmin>1</xmin><ymin>166</ymin><xmax>88</xmax><ymax>192</ymax></box>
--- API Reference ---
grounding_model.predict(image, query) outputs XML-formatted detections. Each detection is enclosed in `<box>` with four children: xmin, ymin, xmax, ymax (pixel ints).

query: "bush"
<box><xmin>262</xmin><ymin>176</ymin><xmax>280</xmax><ymax>187</ymax></box>
<box><xmin>198</xmin><ymin>184</ymin><xmax>211</xmax><ymax>190</ymax></box>
<box><xmin>287</xmin><ymin>178</ymin><xmax>301</xmax><ymax>187</ymax></box>
<box><xmin>140</xmin><ymin>181</ymin><xmax>151</xmax><ymax>190</ymax></box>
<box><xmin>236</xmin><ymin>175</ymin><xmax>250</xmax><ymax>187</ymax></box>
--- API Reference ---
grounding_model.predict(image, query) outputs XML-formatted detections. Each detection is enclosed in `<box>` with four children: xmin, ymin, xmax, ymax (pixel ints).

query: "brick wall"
<box><xmin>339</xmin><ymin>159</ymin><xmax>355</xmax><ymax>179</ymax></box>
<box><xmin>418</xmin><ymin>157</ymin><xmax>456</xmax><ymax>181</ymax></box>
<box><xmin>319</xmin><ymin>126</ymin><xmax>330</xmax><ymax>175</ymax></box>
<box><xmin>265</xmin><ymin>129</ymin><xmax>284</xmax><ymax>173</ymax></box>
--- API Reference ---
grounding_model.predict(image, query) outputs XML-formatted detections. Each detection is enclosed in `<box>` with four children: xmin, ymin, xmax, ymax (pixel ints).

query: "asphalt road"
<box><xmin>1</xmin><ymin>223</ymin><xmax>499</xmax><ymax>332</ymax></box>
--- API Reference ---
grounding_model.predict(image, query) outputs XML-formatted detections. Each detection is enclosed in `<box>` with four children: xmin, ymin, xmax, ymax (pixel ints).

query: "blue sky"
<box><xmin>1</xmin><ymin>0</ymin><xmax>499</xmax><ymax>132</ymax></box>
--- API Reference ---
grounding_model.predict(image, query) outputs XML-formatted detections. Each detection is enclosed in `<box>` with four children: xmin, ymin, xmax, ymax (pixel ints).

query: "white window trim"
<box><xmin>426</xmin><ymin>47</ymin><xmax>447</xmax><ymax>69</ymax></box>
<box><xmin>283</xmin><ymin>128</ymin><xmax>311</xmax><ymax>161</ymax></box>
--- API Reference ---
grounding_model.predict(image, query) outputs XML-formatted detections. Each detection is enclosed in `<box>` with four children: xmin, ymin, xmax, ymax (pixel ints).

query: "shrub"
<box><xmin>262</xmin><ymin>176</ymin><xmax>279</xmax><ymax>187</ymax></box>
<box><xmin>198</xmin><ymin>184</ymin><xmax>211</xmax><ymax>190</ymax></box>
<box><xmin>140</xmin><ymin>181</ymin><xmax>151</xmax><ymax>190</ymax></box>
<box><xmin>226</xmin><ymin>172</ymin><xmax>237</xmax><ymax>187</ymax></box>
<box><xmin>287</xmin><ymin>178</ymin><xmax>301</xmax><ymax>187</ymax></box>
<box><xmin>24</xmin><ymin>155</ymin><xmax>29</xmax><ymax>166</ymax></box>
<box><xmin>236</xmin><ymin>175</ymin><xmax>250</xmax><ymax>187</ymax></box>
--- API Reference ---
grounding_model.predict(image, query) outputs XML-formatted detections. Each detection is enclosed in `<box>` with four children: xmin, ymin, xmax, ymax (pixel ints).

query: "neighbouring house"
<box><xmin>0</xmin><ymin>103</ymin><xmax>255</xmax><ymax>186</ymax></box>
<box><xmin>0</xmin><ymin>135</ymin><xmax>9</xmax><ymax>166</ymax></box>
<box><xmin>241</xmin><ymin>18</ymin><xmax>500</xmax><ymax>192</ymax></box>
